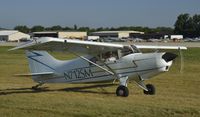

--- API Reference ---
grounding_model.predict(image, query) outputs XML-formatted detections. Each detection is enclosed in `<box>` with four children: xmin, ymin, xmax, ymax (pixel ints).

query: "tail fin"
<box><xmin>26</xmin><ymin>50</ymin><xmax>58</xmax><ymax>74</ymax></box>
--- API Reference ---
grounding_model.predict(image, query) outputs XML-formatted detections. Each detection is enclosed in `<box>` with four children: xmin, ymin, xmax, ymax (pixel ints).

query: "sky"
<box><xmin>0</xmin><ymin>0</ymin><xmax>200</xmax><ymax>29</ymax></box>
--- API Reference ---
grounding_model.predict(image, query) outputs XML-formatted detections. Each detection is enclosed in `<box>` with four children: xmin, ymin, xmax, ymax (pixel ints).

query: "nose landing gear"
<box><xmin>143</xmin><ymin>84</ymin><xmax>155</xmax><ymax>95</ymax></box>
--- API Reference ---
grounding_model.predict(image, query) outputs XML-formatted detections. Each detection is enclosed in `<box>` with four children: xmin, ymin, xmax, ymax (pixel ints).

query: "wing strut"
<box><xmin>79</xmin><ymin>55</ymin><xmax>114</xmax><ymax>75</ymax></box>
<box><xmin>134</xmin><ymin>75</ymin><xmax>148</xmax><ymax>91</ymax></box>
<box><xmin>69</xmin><ymin>51</ymin><xmax>120</xmax><ymax>82</ymax></box>
<box><xmin>69</xmin><ymin>51</ymin><xmax>114</xmax><ymax>75</ymax></box>
<box><xmin>98</xmin><ymin>59</ymin><xmax>120</xmax><ymax>83</ymax></box>
<box><xmin>80</xmin><ymin>56</ymin><xmax>121</xmax><ymax>83</ymax></box>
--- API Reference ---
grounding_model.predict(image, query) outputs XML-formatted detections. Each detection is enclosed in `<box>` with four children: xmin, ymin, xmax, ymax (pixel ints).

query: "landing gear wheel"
<box><xmin>143</xmin><ymin>84</ymin><xmax>155</xmax><ymax>95</ymax></box>
<box><xmin>116</xmin><ymin>85</ymin><xmax>129</xmax><ymax>97</ymax></box>
<box><xmin>31</xmin><ymin>83</ymin><xmax>44</xmax><ymax>90</ymax></box>
<box><xmin>32</xmin><ymin>85</ymin><xmax>43</xmax><ymax>91</ymax></box>
<box><xmin>32</xmin><ymin>86</ymin><xmax>39</xmax><ymax>90</ymax></box>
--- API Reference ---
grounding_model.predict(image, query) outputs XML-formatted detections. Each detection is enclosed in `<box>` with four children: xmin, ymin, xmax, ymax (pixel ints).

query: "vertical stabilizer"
<box><xmin>26</xmin><ymin>51</ymin><xmax>58</xmax><ymax>74</ymax></box>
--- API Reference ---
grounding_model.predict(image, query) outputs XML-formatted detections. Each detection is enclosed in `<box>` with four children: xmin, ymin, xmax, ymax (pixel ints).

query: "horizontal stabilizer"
<box><xmin>14</xmin><ymin>72</ymin><xmax>54</xmax><ymax>77</ymax></box>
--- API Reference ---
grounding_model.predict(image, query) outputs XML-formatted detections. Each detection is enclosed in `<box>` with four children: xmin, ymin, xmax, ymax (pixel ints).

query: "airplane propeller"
<box><xmin>178</xmin><ymin>47</ymin><xmax>184</xmax><ymax>73</ymax></box>
<box><xmin>168</xmin><ymin>48</ymin><xmax>185</xmax><ymax>73</ymax></box>
<box><xmin>159</xmin><ymin>48</ymin><xmax>185</xmax><ymax>74</ymax></box>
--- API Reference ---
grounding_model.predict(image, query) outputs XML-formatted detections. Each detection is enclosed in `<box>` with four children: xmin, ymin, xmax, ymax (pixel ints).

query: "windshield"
<box><xmin>130</xmin><ymin>45</ymin><xmax>141</xmax><ymax>53</ymax></box>
<box><xmin>96</xmin><ymin>45</ymin><xmax>141</xmax><ymax>62</ymax></box>
<box><xmin>119</xmin><ymin>45</ymin><xmax>140</xmax><ymax>57</ymax></box>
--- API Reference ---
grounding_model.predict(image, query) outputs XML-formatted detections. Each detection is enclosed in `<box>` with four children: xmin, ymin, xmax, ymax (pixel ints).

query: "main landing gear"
<box><xmin>116</xmin><ymin>85</ymin><xmax>129</xmax><ymax>97</ymax></box>
<box><xmin>115</xmin><ymin>76</ymin><xmax>156</xmax><ymax>97</ymax></box>
<box><xmin>116</xmin><ymin>76</ymin><xmax>129</xmax><ymax>97</ymax></box>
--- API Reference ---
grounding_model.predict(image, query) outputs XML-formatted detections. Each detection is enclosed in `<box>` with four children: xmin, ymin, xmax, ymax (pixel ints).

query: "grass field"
<box><xmin>0</xmin><ymin>46</ymin><xmax>200</xmax><ymax>117</ymax></box>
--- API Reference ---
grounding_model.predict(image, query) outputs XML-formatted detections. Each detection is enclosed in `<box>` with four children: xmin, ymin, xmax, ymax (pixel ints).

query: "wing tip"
<box><xmin>179</xmin><ymin>46</ymin><xmax>187</xmax><ymax>50</ymax></box>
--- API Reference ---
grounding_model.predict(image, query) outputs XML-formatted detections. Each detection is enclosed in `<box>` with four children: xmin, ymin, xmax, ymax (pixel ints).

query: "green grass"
<box><xmin>0</xmin><ymin>46</ymin><xmax>200</xmax><ymax>117</ymax></box>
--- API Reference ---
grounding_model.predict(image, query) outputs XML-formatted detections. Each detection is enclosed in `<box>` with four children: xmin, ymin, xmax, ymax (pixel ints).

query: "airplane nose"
<box><xmin>162</xmin><ymin>52</ymin><xmax>177</xmax><ymax>62</ymax></box>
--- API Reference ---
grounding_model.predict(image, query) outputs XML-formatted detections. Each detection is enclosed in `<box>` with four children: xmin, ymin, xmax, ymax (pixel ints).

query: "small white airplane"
<box><xmin>10</xmin><ymin>37</ymin><xmax>187</xmax><ymax>97</ymax></box>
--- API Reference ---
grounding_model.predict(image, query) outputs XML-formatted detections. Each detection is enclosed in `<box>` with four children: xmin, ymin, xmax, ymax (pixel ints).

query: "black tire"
<box><xmin>116</xmin><ymin>85</ymin><xmax>129</xmax><ymax>97</ymax></box>
<box><xmin>32</xmin><ymin>86</ymin><xmax>37</xmax><ymax>90</ymax></box>
<box><xmin>143</xmin><ymin>84</ymin><xmax>155</xmax><ymax>95</ymax></box>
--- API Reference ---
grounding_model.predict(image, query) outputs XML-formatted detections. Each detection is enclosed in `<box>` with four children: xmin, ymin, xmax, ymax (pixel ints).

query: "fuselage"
<box><xmin>33</xmin><ymin>52</ymin><xmax>173</xmax><ymax>83</ymax></box>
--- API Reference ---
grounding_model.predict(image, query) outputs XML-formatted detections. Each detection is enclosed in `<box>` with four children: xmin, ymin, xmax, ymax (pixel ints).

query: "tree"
<box><xmin>154</xmin><ymin>27</ymin><xmax>174</xmax><ymax>34</ymax></box>
<box><xmin>174</xmin><ymin>13</ymin><xmax>190</xmax><ymax>35</ymax></box>
<box><xmin>49</xmin><ymin>25</ymin><xmax>63</xmax><ymax>31</ymax></box>
<box><xmin>78</xmin><ymin>27</ymin><xmax>90</xmax><ymax>31</ymax></box>
<box><xmin>96</xmin><ymin>27</ymin><xmax>103</xmax><ymax>31</ymax></box>
<box><xmin>193</xmin><ymin>14</ymin><xmax>200</xmax><ymax>37</ymax></box>
<box><xmin>63</xmin><ymin>26</ymin><xmax>72</xmax><ymax>31</ymax></box>
<box><xmin>31</xmin><ymin>25</ymin><xmax>45</xmax><ymax>32</ymax></box>
<box><xmin>14</xmin><ymin>25</ymin><xmax>30</xmax><ymax>33</ymax></box>
<box><xmin>174</xmin><ymin>13</ymin><xmax>200</xmax><ymax>37</ymax></box>
<box><xmin>73</xmin><ymin>24</ymin><xmax>77</xmax><ymax>30</ymax></box>
<box><xmin>45</xmin><ymin>27</ymin><xmax>52</xmax><ymax>31</ymax></box>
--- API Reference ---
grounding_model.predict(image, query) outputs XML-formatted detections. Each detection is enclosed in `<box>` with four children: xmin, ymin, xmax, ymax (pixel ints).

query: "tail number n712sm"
<box><xmin>64</xmin><ymin>68</ymin><xmax>94</xmax><ymax>80</ymax></box>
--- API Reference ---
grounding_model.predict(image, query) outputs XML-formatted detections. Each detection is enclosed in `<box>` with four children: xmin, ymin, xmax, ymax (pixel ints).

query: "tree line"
<box><xmin>13</xmin><ymin>25</ymin><xmax>173</xmax><ymax>35</ymax></box>
<box><xmin>12</xmin><ymin>13</ymin><xmax>200</xmax><ymax>38</ymax></box>
<box><xmin>174</xmin><ymin>13</ymin><xmax>200</xmax><ymax>38</ymax></box>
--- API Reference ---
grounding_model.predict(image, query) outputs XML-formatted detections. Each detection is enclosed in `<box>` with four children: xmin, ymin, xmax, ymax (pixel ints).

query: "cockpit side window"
<box><xmin>97</xmin><ymin>51</ymin><xmax>118</xmax><ymax>62</ymax></box>
<box><xmin>131</xmin><ymin>45</ymin><xmax>141</xmax><ymax>53</ymax></box>
<box><xmin>121</xmin><ymin>46</ymin><xmax>133</xmax><ymax>56</ymax></box>
<box><xmin>96</xmin><ymin>45</ymin><xmax>140</xmax><ymax>61</ymax></box>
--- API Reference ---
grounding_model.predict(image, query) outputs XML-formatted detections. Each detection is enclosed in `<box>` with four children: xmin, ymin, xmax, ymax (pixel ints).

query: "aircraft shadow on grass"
<box><xmin>0</xmin><ymin>84</ymin><xmax>116</xmax><ymax>96</ymax></box>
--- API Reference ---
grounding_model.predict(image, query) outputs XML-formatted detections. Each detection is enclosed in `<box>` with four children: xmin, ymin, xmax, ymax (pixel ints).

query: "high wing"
<box><xmin>10</xmin><ymin>37</ymin><xmax>187</xmax><ymax>55</ymax></box>
<box><xmin>135</xmin><ymin>45</ymin><xmax>187</xmax><ymax>50</ymax></box>
<box><xmin>9</xmin><ymin>37</ymin><xmax>125</xmax><ymax>55</ymax></box>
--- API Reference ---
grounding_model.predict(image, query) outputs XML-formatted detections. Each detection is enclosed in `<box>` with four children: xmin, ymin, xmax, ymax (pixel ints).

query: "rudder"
<box><xmin>26</xmin><ymin>50</ymin><xmax>58</xmax><ymax>74</ymax></box>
